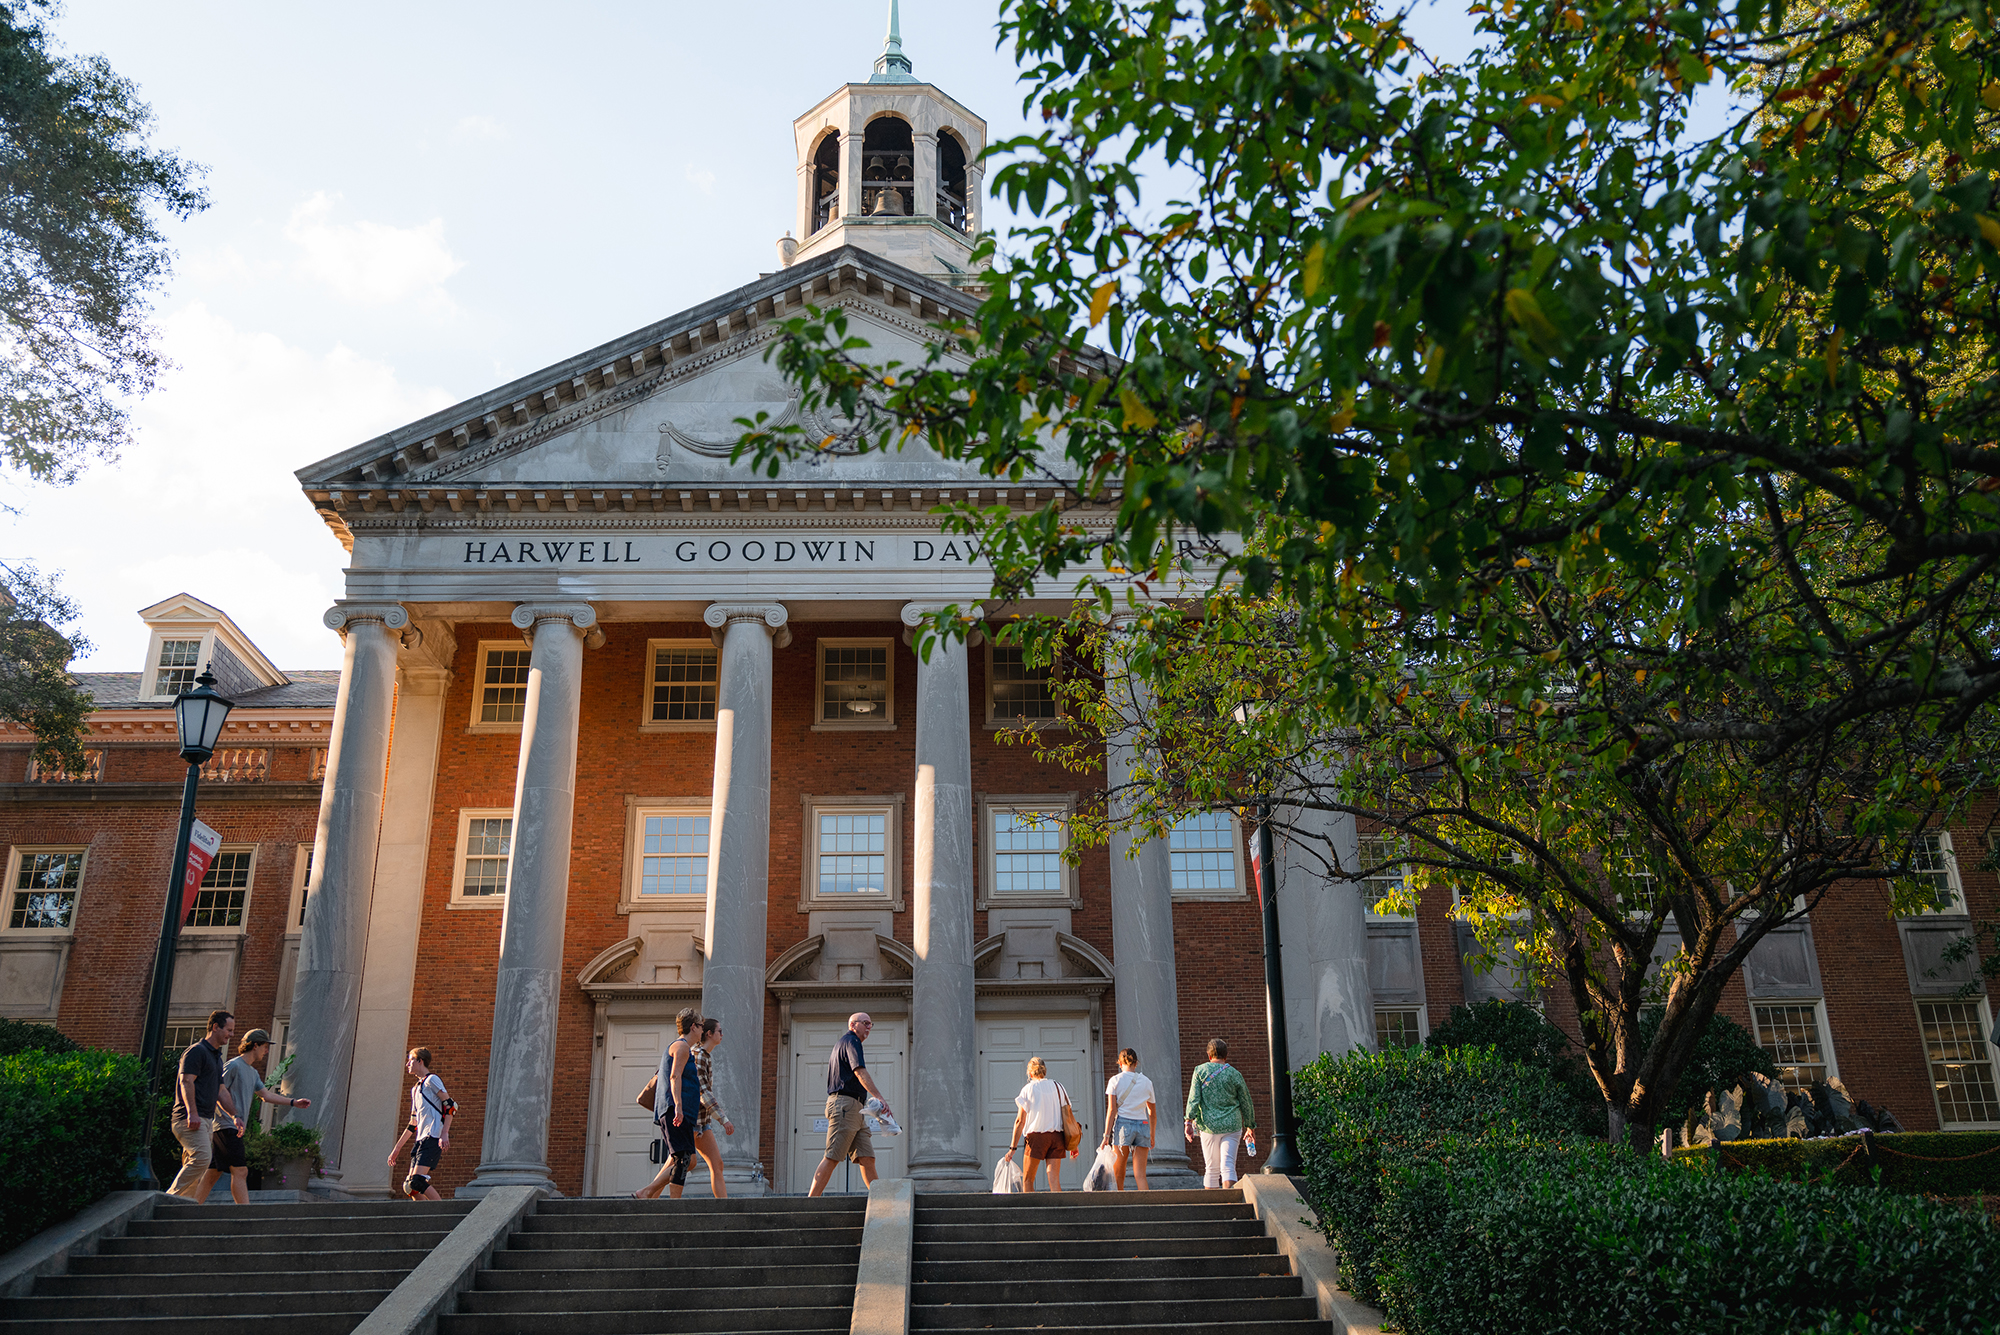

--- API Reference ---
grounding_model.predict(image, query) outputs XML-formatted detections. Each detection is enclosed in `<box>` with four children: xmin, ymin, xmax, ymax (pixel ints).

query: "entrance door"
<box><xmin>790</xmin><ymin>1019</ymin><xmax>907</xmax><ymax>1192</ymax></box>
<box><xmin>596</xmin><ymin>1020</ymin><xmax>668</xmax><ymax>1197</ymax></box>
<box><xmin>978</xmin><ymin>1016</ymin><xmax>1094</xmax><ymax>1188</ymax></box>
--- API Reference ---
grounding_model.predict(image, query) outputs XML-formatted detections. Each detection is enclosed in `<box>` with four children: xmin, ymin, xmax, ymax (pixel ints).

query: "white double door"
<box><xmin>978</xmin><ymin>1015</ymin><xmax>1095</xmax><ymax>1189</ymax></box>
<box><xmin>788</xmin><ymin>1019</ymin><xmax>908</xmax><ymax>1193</ymax></box>
<box><xmin>598</xmin><ymin>1020</ymin><xmax>670</xmax><ymax>1197</ymax></box>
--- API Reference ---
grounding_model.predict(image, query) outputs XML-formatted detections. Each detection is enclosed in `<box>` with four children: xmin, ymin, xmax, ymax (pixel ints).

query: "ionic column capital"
<box><xmin>511</xmin><ymin>602</ymin><xmax>602</xmax><ymax>647</ymax></box>
<box><xmin>323</xmin><ymin>602</ymin><xmax>410</xmax><ymax>634</ymax></box>
<box><xmin>901</xmin><ymin>601</ymin><xmax>984</xmax><ymax>650</ymax></box>
<box><xmin>705</xmin><ymin>602</ymin><xmax>792</xmax><ymax>648</ymax></box>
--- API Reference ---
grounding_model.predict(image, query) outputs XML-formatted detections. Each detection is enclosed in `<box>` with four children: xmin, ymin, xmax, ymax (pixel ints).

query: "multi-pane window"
<box><xmin>1904</xmin><ymin>832</ymin><xmax>1965</xmax><ymax>915</ymax></box>
<box><xmin>154</xmin><ymin>639</ymin><xmax>202</xmax><ymax>696</ymax></box>
<box><xmin>291</xmin><ymin>845</ymin><xmax>313</xmax><ymax>929</ymax></box>
<box><xmin>1357</xmin><ymin>834</ymin><xmax>1414</xmax><ymax>919</ymax></box>
<box><xmin>158</xmin><ymin>1023</ymin><xmax>206</xmax><ymax>1076</ymax></box>
<box><xmin>820</xmin><ymin>642</ymin><xmax>891</xmax><ymax>724</ymax></box>
<box><xmin>458</xmin><ymin>816</ymin><xmax>512</xmax><ymax>899</ymax></box>
<box><xmin>649</xmin><ymin>644</ymin><xmax>719</xmax><ymax>724</ymax></box>
<box><xmin>989</xmin><ymin>644</ymin><xmax>1057</xmax><ymax>722</ymax></box>
<box><xmin>477</xmin><ymin>648</ymin><xmax>532</xmax><ymax>725</ymax></box>
<box><xmin>817</xmin><ymin>811</ymin><xmax>889</xmax><ymax>896</ymax></box>
<box><xmin>185</xmin><ymin>849</ymin><xmax>252</xmax><ymax>929</ymax></box>
<box><xmin>1917</xmin><ymin>1001</ymin><xmax>2000</xmax><ymax>1126</ymax></box>
<box><xmin>1169</xmin><ymin>813</ymin><xmax>1238</xmax><ymax>894</ymax></box>
<box><xmin>1376</xmin><ymin>1008</ymin><xmax>1423</xmax><ymax>1050</ymax></box>
<box><xmin>27</xmin><ymin>750</ymin><xmax>103</xmax><ymax>783</ymax></box>
<box><xmin>7</xmin><ymin>850</ymin><xmax>84</xmax><ymax>930</ymax></box>
<box><xmin>639</xmin><ymin>814</ymin><xmax>710</xmax><ymax>896</ymax></box>
<box><xmin>991</xmin><ymin>807</ymin><xmax>1066</xmax><ymax>898</ymax></box>
<box><xmin>1754</xmin><ymin>1003</ymin><xmax>1831</xmax><ymax>1091</ymax></box>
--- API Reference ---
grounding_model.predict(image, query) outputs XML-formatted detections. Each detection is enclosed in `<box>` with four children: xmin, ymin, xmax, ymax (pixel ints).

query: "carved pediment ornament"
<box><xmin>656</xmin><ymin>389</ymin><xmax>800</xmax><ymax>465</ymax></box>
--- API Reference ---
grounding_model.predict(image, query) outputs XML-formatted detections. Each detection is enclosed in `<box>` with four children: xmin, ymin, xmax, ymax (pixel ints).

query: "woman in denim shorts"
<box><xmin>1100</xmin><ymin>1047</ymin><xmax>1157</xmax><ymax>1190</ymax></box>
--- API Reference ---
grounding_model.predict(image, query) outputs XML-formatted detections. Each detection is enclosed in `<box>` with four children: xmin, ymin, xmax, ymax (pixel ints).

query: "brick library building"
<box><xmin>4</xmin><ymin>36</ymin><xmax>1996</xmax><ymax>1201</ymax></box>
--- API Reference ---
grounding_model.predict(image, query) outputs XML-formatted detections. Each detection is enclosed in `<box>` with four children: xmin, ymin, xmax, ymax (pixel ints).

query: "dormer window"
<box><xmin>153</xmin><ymin>639</ymin><xmax>203</xmax><ymax>696</ymax></box>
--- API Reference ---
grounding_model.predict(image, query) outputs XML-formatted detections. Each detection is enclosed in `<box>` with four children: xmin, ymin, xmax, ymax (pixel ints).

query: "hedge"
<box><xmin>0</xmin><ymin>1017</ymin><xmax>80</xmax><ymax>1058</ymax></box>
<box><xmin>0</xmin><ymin>1049</ymin><xmax>148</xmax><ymax>1253</ymax></box>
<box><xmin>1671</xmin><ymin>1131</ymin><xmax>2000</xmax><ymax>1196</ymax></box>
<box><xmin>1291</xmin><ymin>1044</ymin><xmax>1593</xmax><ymax>1305</ymax></box>
<box><xmin>1371</xmin><ymin>1139</ymin><xmax>2000</xmax><ymax>1335</ymax></box>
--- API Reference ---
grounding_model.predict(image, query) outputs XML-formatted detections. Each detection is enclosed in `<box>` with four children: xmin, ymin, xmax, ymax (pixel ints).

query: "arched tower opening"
<box><xmin>810</xmin><ymin>132</ymin><xmax>841</xmax><ymax>235</ymax></box>
<box><xmin>937</xmin><ymin>129</ymin><xmax>970</xmax><ymax>233</ymax></box>
<box><xmin>861</xmin><ymin>115</ymin><xmax>914</xmax><ymax>218</ymax></box>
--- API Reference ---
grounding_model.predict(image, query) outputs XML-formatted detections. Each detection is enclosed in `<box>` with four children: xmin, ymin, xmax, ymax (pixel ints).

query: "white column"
<box><xmin>283</xmin><ymin>601</ymin><xmax>406</xmax><ymax>1181</ymax></box>
<box><xmin>337</xmin><ymin>630</ymin><xmax>454</xmax><ymax>1195</ymax></box>
<box><xmin>463</xmin><ymin>603</ymin><xmax>595</xmax><ymax>1197</ymax></box>
<box><xmin>797</xmin><ymin>160</ymin><xmax>814</xmax><ymax>242</ymax></box>
<box><xmin>966</xmin><ymin>163</ymin><xmax>984</xmax><ymax>237</ymax></box>
<box><xmin>1277</xmin><ymin>800</ymin><xmax>1375</xmax><ymax>1061</ymax></box>
<box><xmin>913</xmin><ymin>130</ymin><xmax>938</xmax><ymax>221</ymax></box>
<box><xmin>903</xmin><ymin>603</ymin><xmax>984</xmax><ymax>1189</ymax></box>
<box><xmin>701</xmin><ymin>601</ymin><xmax>790</xmax><ymax>1195</ymax></box>
<box><xmin>1104</xmin><ymin>621</ymin><xmax>1199</xmax><ymax>1186</ymax></box>
<box><xmin>840</xmin><ymin>131</ymin><xmax>862</xmax><ymax>220</ymax></box>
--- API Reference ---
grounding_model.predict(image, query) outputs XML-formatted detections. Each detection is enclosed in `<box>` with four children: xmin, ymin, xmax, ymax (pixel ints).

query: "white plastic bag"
<box><xmin>864</xmin><ymin>1096</ymin><xmax>902</xmax><ymax>1136</ymax></box>
<box><xmin>1080</xmin><ymin>1145</ymin><xmax>1118</xmax><ymax>1192</ymax></box>
<box><xmin>992</xmin><ymin>1156</ymin><xmax>1024</xmax><ymax>1194</ymax></box>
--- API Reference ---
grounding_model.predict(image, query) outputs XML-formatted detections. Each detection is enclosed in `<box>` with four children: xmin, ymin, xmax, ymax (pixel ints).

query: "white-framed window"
<box><xmin>641</xmin><ymin>640</ymin><xmax>719</xmax><ymax>730</ymax></box>
<box><xmin>450</xmin><ymin>809</ymin><xmax>513</xmax><ymax>906</ymax></box>
<box><xmin>986</xmin><ymin>641</ymin><xmax>1058</xmax><ymax>726</ymax></box>
<box><xmin>979</xmin><ymin>795</ymin><xmax>1077</xmax><ymax>908</ymax></box>
<box><xmin>26</xmin><ymin>750</ymin><xmax>103</xmax><ymax>783</ymax></box>
<box><xmin>1753</xmin><ymin>1000</ymin><xmax>1838</xmax><ymax>1091</ymax></box>
<box><xmin>1916</xmin><ymin>999</ymin><xmax>2000</xmax><ymax>1128</ymax></box>
<box><xmin>800</xmin><ymin>795</ymin><xmax>904</xmax><ymax>910</ymax></box>
<box><xmin>1900</xmin><ymin>831</ymin><xmax>1966</xmax><ymax>915</ymax></box>
<box><xmin>148</xmin><ymin>636</ymin><xmax>206</xmax><ymax>698</ymax></box>
<box><xmin>469</xmin><ymin>642</ymin><xmax>533</xmax><ymax>730</ymax></box>
<box><xmin>4</xmin><ymin>847</ymin><xmax>86</xmax><ymax>933</ymax></box>
<box><xmin>1375</xmin><ymin>1007</ymin><xmax>1427</xmax><ymax>1050</ymax></box>
<box><xmin>287</xmin><ymin>844</ymin><xmax>312</xmax><ymax>932</ymax></box>
<box><xmin>815</xmin><ymin>638</ymin><xmax>895</xmax><ymax>729</ymax></box>
<box><xmin>1168</xmin><ymin>811</ymin><xmax>1245</xmax><ymax>899</ymax></box>
<box><xmin>184</xmin><ymin>846</ymin><xmax>255</xmax><ymax>932</ymax></box>
<box><xmin>625</xmin><ymin>802</ymin><xmax>712</xmax><ymax>905</ymax></box>
<box><xmin>1358</xmin><ymin>833</ymin><xmax>1415</xmax><ymax>921</ymax></box>
<box><xmin>158</xmin><ymin>1022</ymin><xmax>208</xmax><ymax>1077</ymax></box>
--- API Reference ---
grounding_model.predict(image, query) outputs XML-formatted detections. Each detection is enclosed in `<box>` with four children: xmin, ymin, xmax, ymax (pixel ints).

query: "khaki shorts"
<box><xmin>823</xmin><ymin>1094</ymin><xmax>875</xmax><ymax>1164</ymax></box>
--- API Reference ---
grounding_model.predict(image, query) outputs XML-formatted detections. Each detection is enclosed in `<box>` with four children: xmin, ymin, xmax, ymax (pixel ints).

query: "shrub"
<box><xmin>1426</xmin><ymin>999</ymin><xmax>1604</xmax><ymax>1133</ymax></box>
<box><xmin>1291</xmin><ymin>1045</ymin><xmax>1593</xmax><ymax>1305</ymax></box>
<box><xmin>0</xmin><ymin>1049</ymin><xmax>148</xmax><ymax>1252</ymax></box>
<box><xmin>0</xmin><ymin>1017</ymin><xmax>80</xmax><ymax>1058</ymax></box>
<box><xmin>1670</xmin><ymin>1131</ymin><xmax>2000</xmax><ymax>1196</ymax></box>
<box><xmin>1371</xmin><ymin>1141</ymin><xmax>2000</xmax><ymax>1334</ymax></box>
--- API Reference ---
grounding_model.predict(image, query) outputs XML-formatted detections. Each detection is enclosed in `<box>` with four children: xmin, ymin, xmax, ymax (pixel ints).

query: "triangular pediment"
<box><xmin>296</xmin><ymin>247</ymin><xmax>993</xmax><ymax>500</ymax></box>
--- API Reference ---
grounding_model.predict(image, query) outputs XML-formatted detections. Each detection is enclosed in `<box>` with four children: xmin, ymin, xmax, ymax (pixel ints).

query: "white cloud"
<box><xmin>684</xmin><ymin>164</ymin><xmax>717</xmax><ymax>196</ymax></box>
<box><xmin>1</xmin><ymin>303</ymin><xmax>455</xmax><ymax>671</ymax></box>
<box><xmin>283</xmin><ymin>192</ymin><xmax>464</xmax><ymax>308</ymax></box>
<box><xmin>451</xmin><ymin>115</ymin><xmax>505</xmax><ymax>142</ymax></box>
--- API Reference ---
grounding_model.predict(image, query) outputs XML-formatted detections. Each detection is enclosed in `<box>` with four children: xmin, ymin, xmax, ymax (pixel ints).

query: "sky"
<box><xmin>2</xmin><ymin>1</ymin><xmax>1497</xmax><ymax>673</ymax></box>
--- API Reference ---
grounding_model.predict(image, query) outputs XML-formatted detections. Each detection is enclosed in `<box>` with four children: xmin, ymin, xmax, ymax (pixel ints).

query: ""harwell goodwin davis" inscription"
<box><xmin>458</xmin><ymin>535</ymin><xmax>987</xmax><ymax>567</ymax></box>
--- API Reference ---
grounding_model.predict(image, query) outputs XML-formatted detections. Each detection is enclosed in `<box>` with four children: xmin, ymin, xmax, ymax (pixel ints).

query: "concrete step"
<box><xmin>914</xmin><ymin>1254</ymin><xmax>1287</xmax><ymax>1283</ymax></box>
<box><xmin>476</xmin><ymin>1263</ymin><xmax>859</xmax><ymax>1290</ymax></box>
<box><xmin>70</xmin><ymin>1247</ymin><xmax>437</xmax><ymax>1275</ymax></box>
<box><xmin>440</xmin><ymin>1307</ymin><xmax>852</xmax><ymax>1334</ymax></box>
<box><xmin>150</xmin><ymin>1200</ymin><xmax>473</xmax><ymax>1222</ymax></box>
<box><xmin>926</xmin><ymin>1325</ymin><xmax>1326</xmax><ymax>1335</ymax></box>
<box><xmin>101</xmin><ymin>1230</ymin><xmax>457</xmax><ymax>1256</ymax></box>
<box><xmin>489</xmin><ymin>1245</ymin><xmax>859</xmax><ymax>1271</ymax></box>
<box><xmin>910</xmin><ymin>1296</ymin><xmax>1321</xmax><ymax>1328</ymax></box>
<box><xmin>0</xmin><ymin>1314</ymin><xmax>370</xmax><ymax>1334</ymax></box>
<box><xmin>1</xmin><ymin>1288</ymin><xmax>394</xmax><ymax>1320</ymax></box>
<box><xmin>458</xmin><ymin>1284</ymin><xmax>855</xmax><ymax>1314</ymax></box>
<box><xmin>128</xmin><ymin>1213</ymin><xmax>464</xmax><ymax>1238</ymax></box>
<box><xmin>916</xmin><ymin>1202</ymin><xmax>1256</xmax><ymax>1227</ymax></box>
<box><xmin>540</xmin><ymin>1197</ymin><xmax>864</xmax><ymax>1218</ymax></box>
<box><xmin>518</xmin><ymin>1210</ymin><xmax>856</xmax><ymax>1234</ymax></box>
<box><xmin>505</xmin><ymin>1226</ymin><xmax>862</xmax><ymax>1251</ymax></box>
<box><xmin>916</xmin><ymin>1188</ymin><xmax>1239</xmax><ymax>1208</ymax></box>
<box><xmin>37</xmin><ymin>1269</ymin><xmax>409</xmax><ymax>1297</ymax></box>
<box><xmin>916</xmin><ymin>1235</ymin><xmax>1277</xmax><ymax>1262</ymax></box>
<box><xmin>914</xmin><ymin>1219</ymin><xmax>1266</xmax><ymax>1243</ymax></box>
<box><xmin>913</xmin><ymin>1274</ymin><xmax>1304</xmax><ymax>1306</ymax></box>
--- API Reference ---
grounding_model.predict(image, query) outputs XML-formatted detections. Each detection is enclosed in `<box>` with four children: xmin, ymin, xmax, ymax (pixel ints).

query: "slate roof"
<box><xmin>73</xmin><ymin>670</ymin><xmax>341</xmax><ymax>710</ymax></box>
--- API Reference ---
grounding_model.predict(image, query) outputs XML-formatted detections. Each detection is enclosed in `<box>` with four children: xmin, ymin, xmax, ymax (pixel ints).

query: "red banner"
<box><xmin>181</xmin><ymin>820</ymin><xmax>222</xmax><ymax>920</ymax></box>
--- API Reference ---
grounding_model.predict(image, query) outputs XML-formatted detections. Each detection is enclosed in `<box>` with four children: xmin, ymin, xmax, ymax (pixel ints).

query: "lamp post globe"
<box><xmin>133</xmin><ymin>668</ymin><xmax>233</xmax><ymax>1190</ymax></box>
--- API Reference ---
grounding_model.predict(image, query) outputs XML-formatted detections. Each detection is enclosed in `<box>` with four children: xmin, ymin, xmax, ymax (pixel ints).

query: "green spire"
<box><xmin>870</xmin><ymin>0</ymin><xmax>916</xmax><ymax>82</ymax></box>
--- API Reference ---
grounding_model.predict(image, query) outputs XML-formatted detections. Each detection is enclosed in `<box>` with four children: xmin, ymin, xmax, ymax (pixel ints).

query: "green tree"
<box><xmin>1</xmin><ymin>0</ymin><xmax>206</xmax><ymax>483</ymax></box>
<box><xmin>0</xmin><ymin>561</ymin><xmax>90</xmax><ymax>772</ymax></box>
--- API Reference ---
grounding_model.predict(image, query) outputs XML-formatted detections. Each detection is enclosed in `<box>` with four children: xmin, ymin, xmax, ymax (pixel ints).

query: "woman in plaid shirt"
<box><xmin>692</xmin><ymin>1016</ymin><xmax>736</xmax><ymax>1197</ymax></box>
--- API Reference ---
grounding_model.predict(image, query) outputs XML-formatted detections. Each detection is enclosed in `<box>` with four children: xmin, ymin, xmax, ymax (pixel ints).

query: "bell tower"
<box><xmin>779</xmin><ymin>0</ymin><xmax>986</xmax><ymax>289</ymax></box>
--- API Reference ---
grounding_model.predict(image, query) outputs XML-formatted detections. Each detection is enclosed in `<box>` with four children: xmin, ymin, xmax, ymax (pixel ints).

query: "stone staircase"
<box><xmin>910</xmin><ymin>1189</ymin><xmax>1327</xmax><ymax>1334</ymax></box>
<box><xmin>437</xmin><ymin>1194</ymin><xmax>867</xmax><ymax>1334</ymax></box>
<box><xmin>0</xmin><ymin>1197</ymin><xmax>476</xmax><ymax>1333</ymax></box>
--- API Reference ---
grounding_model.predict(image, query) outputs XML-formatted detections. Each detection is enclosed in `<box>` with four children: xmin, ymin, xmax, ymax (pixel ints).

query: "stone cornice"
<box><xmin>329</xmin><ymin>500</ymin><xmax>1109</xmax><ymax>534</ymax></box>
<box><xmin>0</xmin><ymin>782</ymin><xmax>327</xmax><ymax>805</ymax></box>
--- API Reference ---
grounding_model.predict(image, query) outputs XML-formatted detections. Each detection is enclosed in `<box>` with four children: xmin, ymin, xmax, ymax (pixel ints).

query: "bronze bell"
<box><xmin>871</xmin><ymin>188</ymin><xmax>907</xmax><ymax>216</ymax></box>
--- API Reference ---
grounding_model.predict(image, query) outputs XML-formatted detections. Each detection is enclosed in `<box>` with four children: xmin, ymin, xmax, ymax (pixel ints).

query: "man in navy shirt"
<box><xmin>807</xmin><ymin>1012</ymin><xmax>894</xmax><ymax>1196</ymax></box>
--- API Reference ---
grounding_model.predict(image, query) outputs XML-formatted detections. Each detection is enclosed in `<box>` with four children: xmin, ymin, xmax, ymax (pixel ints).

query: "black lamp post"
<box><xmin>1234</xmin><ymin>704</ymin><xmax>1302</xmax><ymax>1175</ymax></box>
<box><xmin>132</xmin><ymin>668</ymin><xmax>233</xmax><ymax>1189</ymax></box>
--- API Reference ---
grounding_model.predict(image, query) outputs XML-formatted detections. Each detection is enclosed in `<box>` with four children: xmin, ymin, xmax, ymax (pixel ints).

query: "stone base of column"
<box><xmin>907</xmin><ymin>1152</ymin><xmax>989</xmax><ymax>1194</ymax></box>
<box><xmin>459</xmin><ymin>1163</ymin><xmax>560</xmax><ymax>1200</ymax></box>
<box><xmin>1138</xmin><ymin>1148</ymin><xmax>1204</xmax><ymax>1190</ymax></box>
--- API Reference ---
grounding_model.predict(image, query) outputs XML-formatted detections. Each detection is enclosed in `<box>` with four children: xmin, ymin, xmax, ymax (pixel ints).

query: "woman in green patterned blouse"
<box><xmin>1183</xmin><ymin>1038</ymin><xmax>1256</xmax><ymax>1188</ymax></box>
